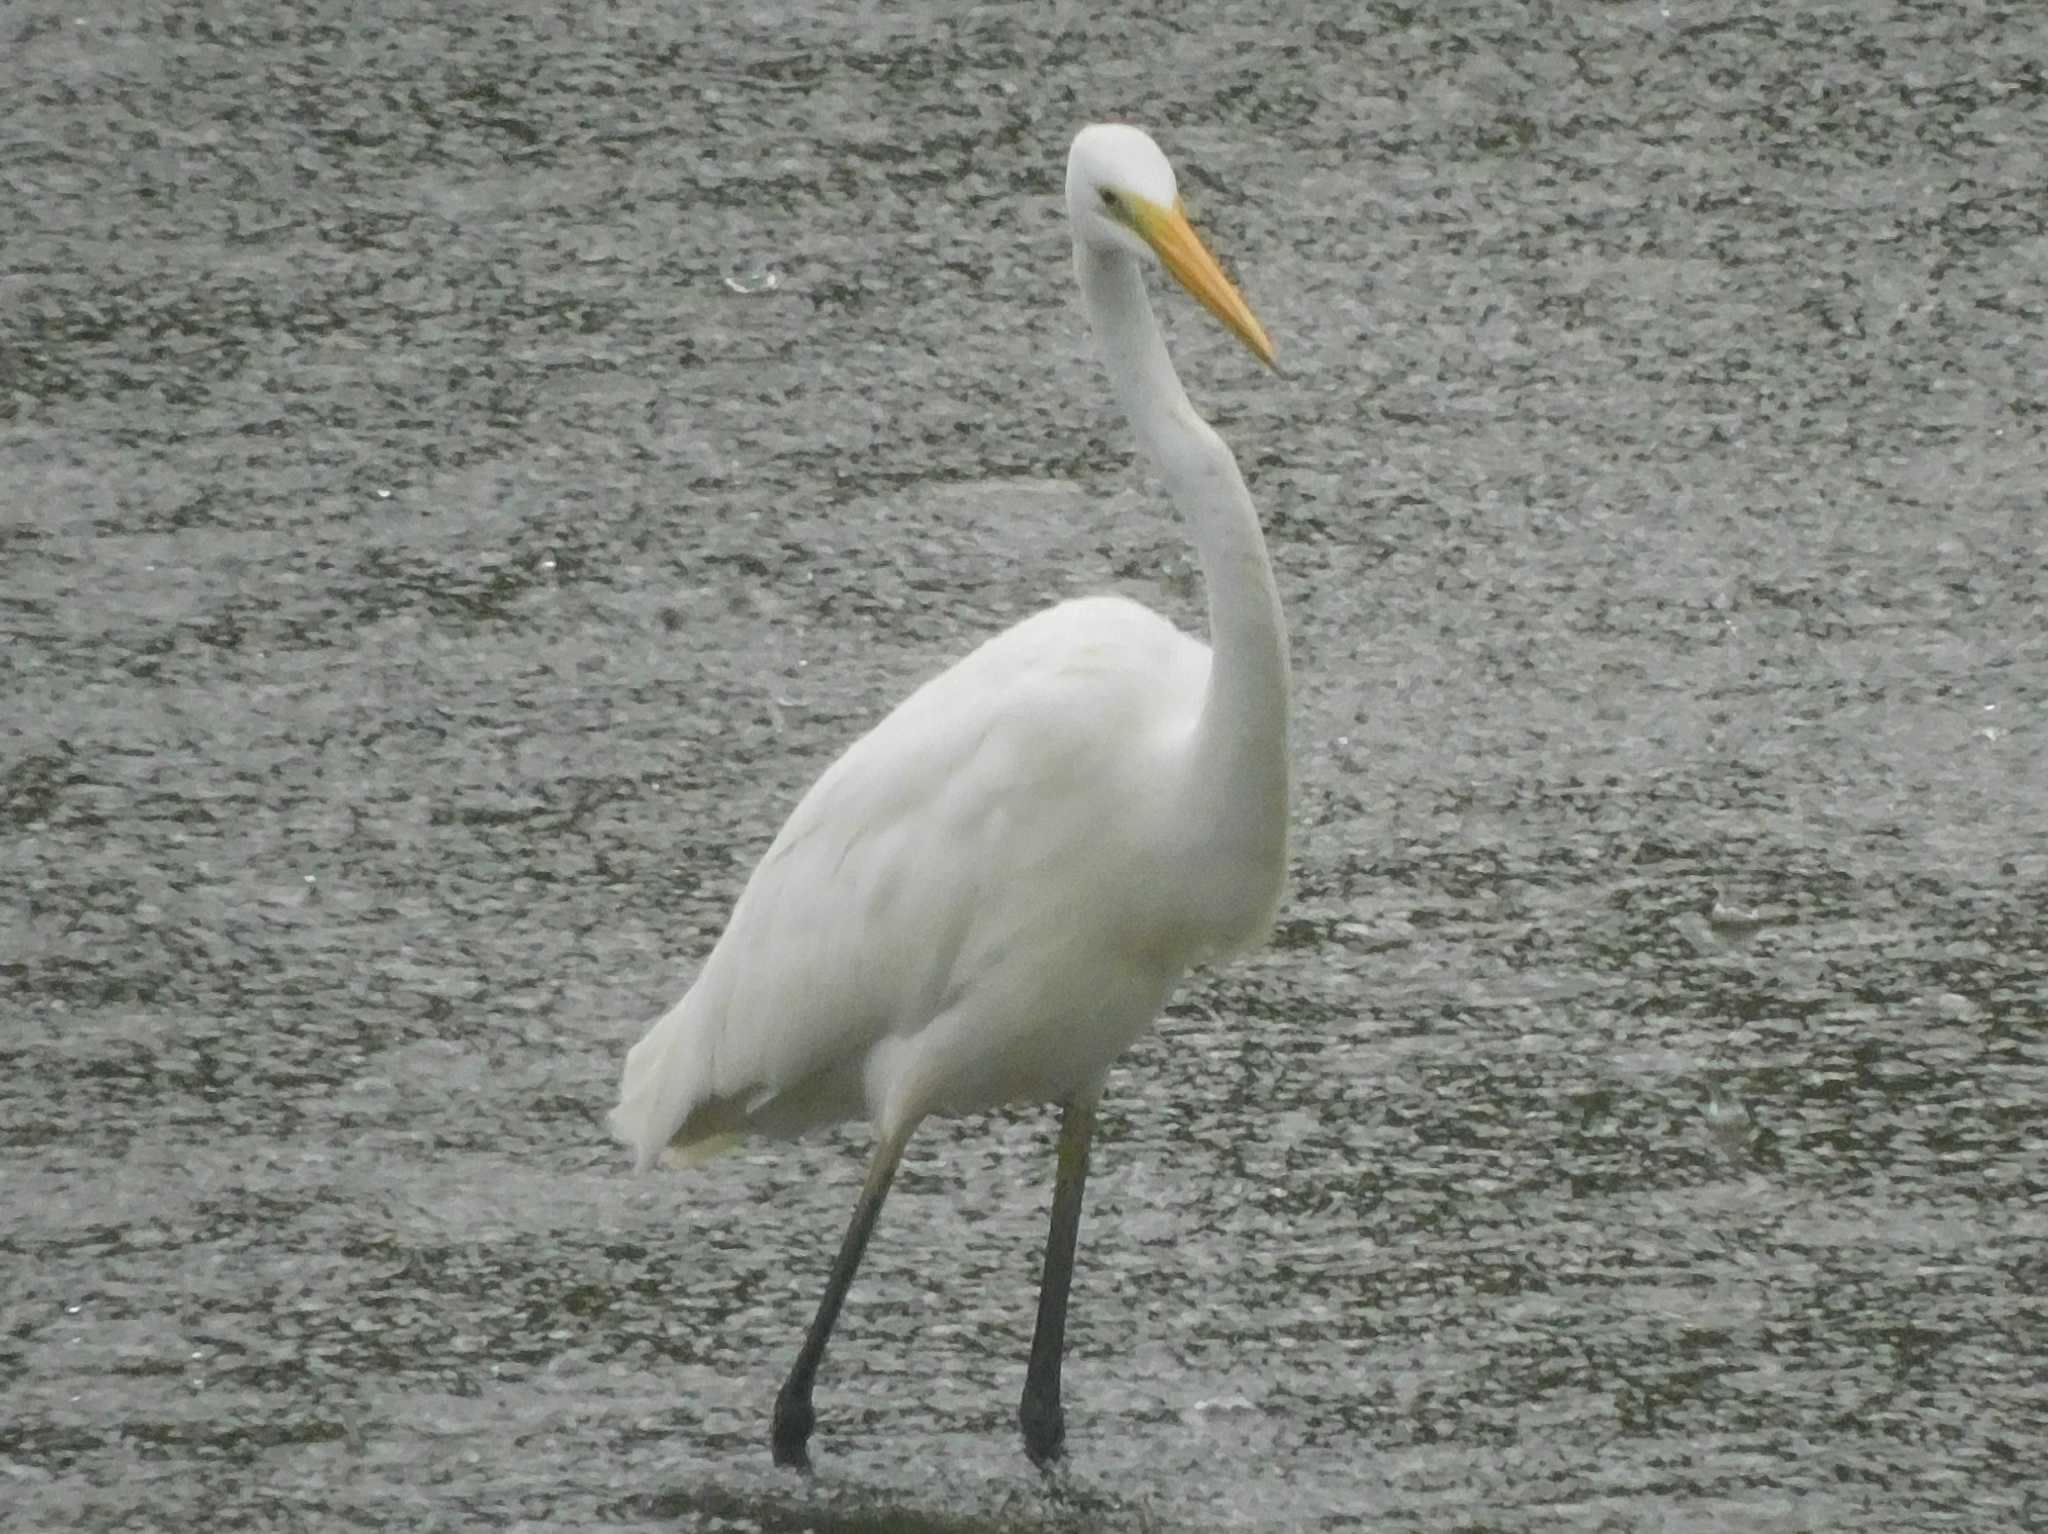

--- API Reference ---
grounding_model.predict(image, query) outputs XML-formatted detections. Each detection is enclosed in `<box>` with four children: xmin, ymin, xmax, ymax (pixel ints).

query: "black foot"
<box><xmin>1020</xmin><ymin>1390</ymin><xmax>1065</xmax><ymax>1468</ymax></box>
<box><xmin>771</xmin><ymin>1383</ymin><xmax>815</xmax><ymax>1471</ymax></box>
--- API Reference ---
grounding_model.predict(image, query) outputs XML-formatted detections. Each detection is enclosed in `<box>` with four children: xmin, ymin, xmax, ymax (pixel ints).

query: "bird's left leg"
<box><xmin>1019</xmin><ymin>1084</ymin><xmax>1102</xmax><ymax>1468</ymax></box>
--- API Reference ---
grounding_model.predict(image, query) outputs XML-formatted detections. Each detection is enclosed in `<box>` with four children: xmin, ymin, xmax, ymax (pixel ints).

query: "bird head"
<box><xmin>1065</xmin><ymin>124</ymin><xmax>1277</xmax><ymax>371</ymax></box>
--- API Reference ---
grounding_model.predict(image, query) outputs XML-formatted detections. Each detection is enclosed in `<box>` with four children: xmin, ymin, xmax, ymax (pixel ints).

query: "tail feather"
<box><xmin>608</xmin><ymin>969</ymin><xmax>858</xmax><ymax>1169</ymax></box>
<box><xmin>608</xmin><ymin>989</ymin><xmax>729</xmax><ymax>1171</ymax></box>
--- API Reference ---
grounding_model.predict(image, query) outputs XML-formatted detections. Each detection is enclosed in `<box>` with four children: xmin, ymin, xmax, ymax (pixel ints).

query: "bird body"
<box><xmin>609</xmin><ymin>122</ymin><xmax>1288</xmax><ymax>1468</ymax></box>
<box><xmin>609</xmin><ymin>590</ymin><xmax>1284</xmax><ymax>1167</ymax></box>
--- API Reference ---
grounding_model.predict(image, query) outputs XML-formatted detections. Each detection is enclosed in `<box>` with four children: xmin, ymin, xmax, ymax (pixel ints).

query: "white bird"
<box><xmin>608</xmin><ymin>123</ymin><xmax>1289</xmax><ymax>1470</ymax></box>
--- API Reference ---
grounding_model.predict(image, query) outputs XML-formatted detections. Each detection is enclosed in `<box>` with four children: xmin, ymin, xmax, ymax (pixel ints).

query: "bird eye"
<box><xmin>1098</xmin><ymin>188</ymin><xmax>1118</xmax><ymax>210</ymax></box>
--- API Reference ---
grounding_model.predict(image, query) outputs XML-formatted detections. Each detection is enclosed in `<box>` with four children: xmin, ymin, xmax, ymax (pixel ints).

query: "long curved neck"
<box><xmin>1076</xmin><ymin>242</ymin><xmax>1290</xmax><ymax>880</ymax></box>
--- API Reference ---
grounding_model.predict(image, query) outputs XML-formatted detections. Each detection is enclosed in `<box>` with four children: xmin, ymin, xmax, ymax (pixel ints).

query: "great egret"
<box><xmin>609</xmin><ymin>122</ymin><xmax>1288</xmax><ymax>1470</ymax></box>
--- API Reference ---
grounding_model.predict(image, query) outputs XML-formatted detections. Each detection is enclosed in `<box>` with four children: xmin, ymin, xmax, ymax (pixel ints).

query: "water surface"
<box><xmin>4</xmin><ymin>1</ymin><xmax>2044</xmax><ymax>1529</ymax></box>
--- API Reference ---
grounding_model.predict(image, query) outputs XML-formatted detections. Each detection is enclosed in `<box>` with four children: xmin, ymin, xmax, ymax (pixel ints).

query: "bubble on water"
<box><xmin>1189</xmin><ymin>1394</ymin><xmax>1258</xmax><ymax>1416</ymax></box>
<box><xmin>723</xmin><ymin>263</ymin><xmax>782</xmax><ymax>295</ymax></box>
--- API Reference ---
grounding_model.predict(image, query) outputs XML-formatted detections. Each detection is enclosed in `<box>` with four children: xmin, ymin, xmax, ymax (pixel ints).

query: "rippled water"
<box><xmin>5</xmin><ymin>0</ymin><xmax>2044</xmax><ymax>1529</ymax></box>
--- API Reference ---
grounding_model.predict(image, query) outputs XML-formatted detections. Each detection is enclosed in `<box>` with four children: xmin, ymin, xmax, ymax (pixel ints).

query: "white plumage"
<box><xmin>610</xmin><ymin>595</ymin><xmax>1279</xmax><ymax>1166</ymax></box>
<box><xmin>608</xmin><ymin>122</ymin><xmax>1288</xmax><ymax>1469</ymax></box>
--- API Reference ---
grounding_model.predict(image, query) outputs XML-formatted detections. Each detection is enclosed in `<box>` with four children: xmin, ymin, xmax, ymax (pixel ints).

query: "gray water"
<box><xmin>4</xmin><ymin>0</ymin><xmax>2045</xmax><ymax>1528</ymax></box>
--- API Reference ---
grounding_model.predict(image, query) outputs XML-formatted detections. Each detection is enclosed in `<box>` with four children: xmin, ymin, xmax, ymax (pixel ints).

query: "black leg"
<box><xmin>772</xmin><ymin>1123</ymin><xmax>915</xmax><ymax>1470</ymax></box>
<box><xmin>1020</xmin><ymin>1089</ymin><xmax>1100</xmax><ymax>1468</ymax></box>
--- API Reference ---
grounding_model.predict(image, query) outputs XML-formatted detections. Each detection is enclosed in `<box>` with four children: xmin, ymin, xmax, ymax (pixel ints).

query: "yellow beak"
<box><xmin>1127</xmin><ymin>195</ymin><xmax>1277</xmax><ymax>371</ymax></box>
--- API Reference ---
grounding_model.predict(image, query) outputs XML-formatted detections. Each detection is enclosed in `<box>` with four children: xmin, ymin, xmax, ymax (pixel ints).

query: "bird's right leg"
<box><xmin>771</xmin><ymin>1121</ymin><xmax>915</xmax><ymax>1471</ymax></box>
<box><xmin>1019</xmin><ymin>1086</ymin><xmax>1102</xmax><ymax>1468</ymax></box>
